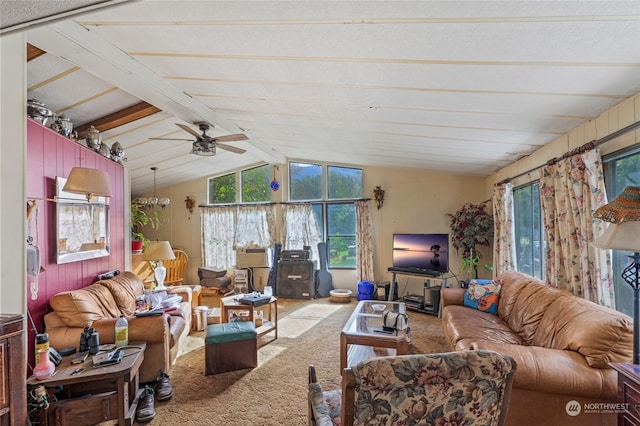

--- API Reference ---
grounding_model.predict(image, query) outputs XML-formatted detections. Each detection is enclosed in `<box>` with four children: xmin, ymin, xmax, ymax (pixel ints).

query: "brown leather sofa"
<box><xmin>44</xmin><ymin>271</ymin><xmax>193</xmax><ymax>383</ymax></box>
<box><xmin>441</xmin><ymin>270</ymin><xmax>632</xmax><ymax>426</ymax></box>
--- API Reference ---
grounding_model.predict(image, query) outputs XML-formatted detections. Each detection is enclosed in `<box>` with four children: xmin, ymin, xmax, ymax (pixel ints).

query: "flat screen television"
<box><xmin>392</xmin><ymin>233</ymin><xmax>449</xmax><ymax>274</ymax></box>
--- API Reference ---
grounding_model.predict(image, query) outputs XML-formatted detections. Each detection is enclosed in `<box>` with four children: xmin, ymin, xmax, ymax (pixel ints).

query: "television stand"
<box><xmin>387</xmin><ymin>266</ymin><xmax>447</xmax><ymax>306</ymax></box>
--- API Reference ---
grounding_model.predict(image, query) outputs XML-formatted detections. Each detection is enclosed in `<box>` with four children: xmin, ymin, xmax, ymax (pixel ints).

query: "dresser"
<box><xmin>0</xmin><ymin>314</ymin><xmax>27</xmax><ymax>426</ymax></box>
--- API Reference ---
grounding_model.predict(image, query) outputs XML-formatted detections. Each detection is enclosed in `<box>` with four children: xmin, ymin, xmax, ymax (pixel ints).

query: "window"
<box><xmin>208</xmin><ymin>172</ymin><xmax>236</xmax><ymax>204</ymax></box>
<box><xmin>208</xmin><ymin>164</ymin><xmax>272</xmax><ymax>204</ymax></box>
<box><xmin>241</xmin><ymin>164</ymin><xmax>270</xmax><ymax>203</ymax></box>
<box><xmin>327</xmin><ymin>203</ymin><xmax>356</xmax><ymax>267</ymax></box>
<box><xmin>289</xmin><ymin>162</ymin><xmax>363</xmax><ymax>268</ymax></box>
<box><xmin>513</xmin><ymin>182</ymin><xmax>545</xmax><ymax>280</ymax></box>
<box><xmin>603</xmin><ymin>147</ymin><xmax>640</xmax><ymax>316</ymax></box>
<box><xmin>289</xmin><ymin>162</ymin><xmax>322</xmax><ymax>201</ymax></box>
<box><xmin>327</xmin><ymin>166</ymin><xmax>363</xmax><ymax>199</ymax></box>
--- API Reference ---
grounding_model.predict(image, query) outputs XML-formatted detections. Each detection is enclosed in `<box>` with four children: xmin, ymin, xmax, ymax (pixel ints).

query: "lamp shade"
<box><xmin>142</xmin><ymin>241</ymin><xmax>175</xmax><ymax>261</ymax></box>
<box><xmin>593</xmin><ymin>186</ymin><xmax>640</xmax><ymax>224</ymax></box>
<box><xmin>62</xmin><ymin>167</ymin><xmax>112</xmax><ymax>201</ymax></box>
<box><xmin>593</xmin><ymin>222</ymin><xmax>640</xmax><ymax>252</ymax></box>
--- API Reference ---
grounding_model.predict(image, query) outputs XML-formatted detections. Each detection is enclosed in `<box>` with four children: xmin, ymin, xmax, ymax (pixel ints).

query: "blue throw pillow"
<box><xmin>463</xmin><ymin>279</ymin><xmax>502</xmax><ymax>314</ymax></box>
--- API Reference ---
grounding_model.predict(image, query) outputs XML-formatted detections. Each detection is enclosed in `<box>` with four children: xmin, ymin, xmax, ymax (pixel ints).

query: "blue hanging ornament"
<box><xmin>270</xmin><ymin>165</ymin><xmax>280</xmax><ymax>191</ymax></box>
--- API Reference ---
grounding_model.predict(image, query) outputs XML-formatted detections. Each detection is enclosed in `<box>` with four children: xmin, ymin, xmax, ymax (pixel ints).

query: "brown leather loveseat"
<box><xmin>44</xmin><ymin>271</ymin><xmax>193</xmax><ymax>383</ymax></box>
<box><xmin>441</xmin><ymin>270</ymin><xmax>632</xmax><ymax>426</ymax></box>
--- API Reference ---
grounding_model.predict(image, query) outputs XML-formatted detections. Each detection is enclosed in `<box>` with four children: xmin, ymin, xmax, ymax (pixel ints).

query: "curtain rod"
<box><xmin>198</xmin><ymin>198</ymin><xmax>372</xmax><ymax>208</ymax></box>
<box><xmin>496</xmin><ymin>119</ymin><xmax>640</xmax><ymax>186</ymax></box>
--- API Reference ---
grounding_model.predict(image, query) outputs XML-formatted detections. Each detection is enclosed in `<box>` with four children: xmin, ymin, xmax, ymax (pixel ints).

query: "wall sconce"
<box><xmin>185</xmin><ymin>196</ymin><xmax>195</xmax><ymax>214</ymax></box>
<box><xmin>373</xmin><ymin>186</ymin><xmax>385</xmax><ymax>209</ymax></box>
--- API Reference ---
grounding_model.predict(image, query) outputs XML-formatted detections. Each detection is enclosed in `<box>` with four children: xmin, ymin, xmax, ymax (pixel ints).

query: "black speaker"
<box><xmin>276</xmin><ymin>261</ymin><xmax>315</xmax><ymax>299</ymax></box>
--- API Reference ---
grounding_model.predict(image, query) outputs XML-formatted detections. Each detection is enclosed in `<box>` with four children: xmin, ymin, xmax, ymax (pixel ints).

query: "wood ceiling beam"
<box><xmin>75</xmin><ymin>101</ymin><xmax>161</xmax><ymax>138</ymax></box>
<box><xmin>27</xmin><ymin>43</ymin><xmax>46</xmax><ymax>61</ymax></box>
<box><xmin>26</xmin><ymin>44</ymin><xmax>161</xmax><ymax>139</ymax></box>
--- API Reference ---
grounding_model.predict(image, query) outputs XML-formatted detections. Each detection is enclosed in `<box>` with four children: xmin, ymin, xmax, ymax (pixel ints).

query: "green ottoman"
<box><xmin>205</xmin><ymin>322</ymin><xmax>257</xmax><ymax>375</ymax></box>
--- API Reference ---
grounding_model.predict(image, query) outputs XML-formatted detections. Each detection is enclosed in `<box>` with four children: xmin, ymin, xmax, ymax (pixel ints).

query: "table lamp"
<box><xmin>142</xmin><ymin>241</ymin><xmax>175</xmax><ymax>291</ymax></box>
<box><xmin>593</xmin><ymin>186</ymin><xmax>640</xmax><ymax>364</ymax></box>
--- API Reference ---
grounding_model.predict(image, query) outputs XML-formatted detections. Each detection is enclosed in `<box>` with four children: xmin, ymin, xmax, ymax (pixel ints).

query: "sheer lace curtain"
<box><xmin>201</xmin><ymin>204</ymin><xmax>276</xmax><ymax>269</ymax></box>
<box><xmin>235</xmin><ymin>205</ymin><xmax>276</xmax><ymax>249</ymax></box>
<box><xmin>201</xmin><ymin>206</ymin><xmax>236</xmax><ymax>269</ymax></box>
<box><xmin>539</xmin><ymin>148</ymin><xmax>614</xmax><ymax>307</ymax></box>
<box><xmin>492</xmin><ymin>183</ymin><xmax>517</xmax><ymax>275</ymax></box>
<box><xmin>281</xmin><ymin>204</ymin><xmax>321</xmax><ymax>262</ymax></box>
<box><xmin>355</xmin><ymin>200</ymin><xmax>375</xmax><ymax>282</ymax></box>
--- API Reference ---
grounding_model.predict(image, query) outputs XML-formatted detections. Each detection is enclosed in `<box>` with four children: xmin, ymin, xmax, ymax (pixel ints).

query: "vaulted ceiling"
<box><xmin>7</xmin><ymin>1</ymin><xmax>640</xmax><ymax>196</ymax></box>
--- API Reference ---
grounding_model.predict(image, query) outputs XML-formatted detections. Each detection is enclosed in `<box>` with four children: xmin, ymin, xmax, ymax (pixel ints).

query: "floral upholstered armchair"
<box><xmin>308</xmin><ymin>350</ymin><xmax>517</xmax><ymax>426</ymax></box>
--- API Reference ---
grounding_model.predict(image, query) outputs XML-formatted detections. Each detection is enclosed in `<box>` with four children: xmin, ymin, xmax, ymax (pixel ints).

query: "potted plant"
<box><xmin>447</xmin><ymin>201</ymin><xmax>494</xmax><ymax>281</ymax></box>
<box><xmin>130</xmin><ymin>203</ymin><xmax>161</xmax><ymax>253</ymax></box>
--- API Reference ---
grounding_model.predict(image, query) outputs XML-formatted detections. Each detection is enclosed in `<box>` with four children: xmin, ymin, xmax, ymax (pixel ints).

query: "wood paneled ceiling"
<box><xmin>14</xmin><ymin>1</ymin><xmax>640</xmax><ymax>195</ymax></box>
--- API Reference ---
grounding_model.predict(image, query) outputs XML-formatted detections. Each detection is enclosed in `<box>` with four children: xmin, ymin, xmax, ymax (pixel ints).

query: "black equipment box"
<box><xmin>281</xmin><ymin>250</ymin><xmax>310</xmax><ymax>261</ymax></box>
<box><xmin>276</xmin><ymin>261</ymin><xmax>315</xmax><ymax>299</ymax></box>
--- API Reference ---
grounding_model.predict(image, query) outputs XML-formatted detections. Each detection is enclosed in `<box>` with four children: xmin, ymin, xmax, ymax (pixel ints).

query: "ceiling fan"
<box><xmin>151</xmin><ymin>122</ymin><xmax>248</xmax><ymax>156</ymax></box>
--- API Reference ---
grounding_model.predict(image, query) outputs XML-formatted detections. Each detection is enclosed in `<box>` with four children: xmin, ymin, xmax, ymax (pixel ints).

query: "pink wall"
<box><xmin>26</xmin><ymin>118</ymin><xmax>125</xmax><ymax>370</ymax></box>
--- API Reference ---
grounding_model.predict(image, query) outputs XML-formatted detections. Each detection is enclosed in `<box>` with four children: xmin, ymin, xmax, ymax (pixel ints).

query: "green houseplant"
<box><xmin>447</xmin><ymin>201</ymin><xmax>494</xmax><ymax>280</ymax></box>
<box><xmin>130</xmin><ymin>203</ymin><xmax>162</xmax><ymax>252</ymax></box>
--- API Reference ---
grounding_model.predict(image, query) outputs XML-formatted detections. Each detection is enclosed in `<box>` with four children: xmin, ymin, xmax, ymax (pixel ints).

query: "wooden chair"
<box><xmin>164</xmin><ymin>249</ymin><xmax>188</xmax><ymax>286</ymax></box>
<box><xmin>308</xmin><ymin>350</ymin><xmax>517</xmax><ymax>426</ymax></box>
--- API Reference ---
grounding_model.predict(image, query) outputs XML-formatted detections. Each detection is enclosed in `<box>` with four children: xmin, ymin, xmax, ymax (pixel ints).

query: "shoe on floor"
<box><xmin>155</xmin><ymin>369</ymin><xmax>174</xmax><ymax>402</ymax></box>
<box><xmin>136</xmin><ymin>385</ymin><xmax>156</xmax><ymax>423</ymax></box>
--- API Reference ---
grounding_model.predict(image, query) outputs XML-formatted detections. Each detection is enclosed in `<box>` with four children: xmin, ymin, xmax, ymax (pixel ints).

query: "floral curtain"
<box><xmin>539</xmin><ymin>148</ymin><xmax>613</xmax><ymax>307</ymax></box>
<box><xmin>492</xmin><ymin>182</ymin><xmax>516</xmax><ymax>275</ymax></box>
<box><xmin>355</xmin><ymin>200</ymin><xmax>375</xmax><ymax>282</ymax></box>
<box><xmin>201</xmin><ymin>206</ymin><xmax>236</xmax><ymax>269</ymax></box>
<box><xmin>281</xmin><ymin>204</ymin><xmax>321</xmax><ymax>262</ymax></box>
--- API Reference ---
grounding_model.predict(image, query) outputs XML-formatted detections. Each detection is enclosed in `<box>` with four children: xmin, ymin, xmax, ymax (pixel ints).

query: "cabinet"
<box><xmin>0</xmin><ymin>314</ymin><xmax>27</xmax><ymax>426</ymax></box>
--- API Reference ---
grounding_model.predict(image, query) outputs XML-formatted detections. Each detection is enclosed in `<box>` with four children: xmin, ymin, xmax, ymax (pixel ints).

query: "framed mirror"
<box><xmin>56</xmin><ymin>177</ymin><xmax>110</xmax><ymax>264</ymax></box>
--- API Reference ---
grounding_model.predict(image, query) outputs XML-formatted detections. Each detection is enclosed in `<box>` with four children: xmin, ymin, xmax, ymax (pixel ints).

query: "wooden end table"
<box><xmin>220</xmin><ymin>294</ymin><xmax>278</xmax><ymax>339</ymax></box>
<box><xmin>27</xmin><ymin>342</ymin><xmax>146</xmax><ymax>426</ymax></box>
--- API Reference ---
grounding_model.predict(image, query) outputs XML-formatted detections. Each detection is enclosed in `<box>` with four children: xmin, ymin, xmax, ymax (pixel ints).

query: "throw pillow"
<box><xmin>463</xmin><ymin>279</ymin><xmax>502</xmax><ymax>314</ymax></box>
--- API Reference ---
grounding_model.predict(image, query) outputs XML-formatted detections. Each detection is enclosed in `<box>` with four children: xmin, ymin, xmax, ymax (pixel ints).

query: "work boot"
<box><xmin>136</xmin><ymin>386</ymin><xmax>156</xmax><ymax>423</ymax></box>
<box><xmin>155</xmin><ymin>369</ymin><xmax>174</xmax><ymax>401</ymax></box>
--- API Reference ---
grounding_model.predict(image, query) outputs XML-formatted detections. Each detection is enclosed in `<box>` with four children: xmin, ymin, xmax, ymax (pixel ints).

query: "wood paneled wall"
<box><xmin>25</xmin><ymin>118</ymin><xmax>125</xmax><ymax>370</ymax></box>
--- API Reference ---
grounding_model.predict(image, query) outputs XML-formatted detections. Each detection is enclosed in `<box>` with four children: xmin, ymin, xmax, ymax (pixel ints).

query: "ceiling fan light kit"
<box><xmin>191</xmin><ymin>140</ymin><xmax>215</xmax><ymax>156</ymax></box>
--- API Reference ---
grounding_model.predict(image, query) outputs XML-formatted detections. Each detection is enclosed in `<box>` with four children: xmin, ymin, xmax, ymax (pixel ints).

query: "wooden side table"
<box><xmin>610</xmin><ymin>362</ymin><xmax>640</xmax><ymax>425</ymax></box>
<box><xmin>220</xmin><ymin>295</ymin><xmax>278</xmax><ymax>340</ymax></box>
<box><xmin>27</xmin><ymin>343</ymin><xmax>146</xmax><ymax>426</ymax></box>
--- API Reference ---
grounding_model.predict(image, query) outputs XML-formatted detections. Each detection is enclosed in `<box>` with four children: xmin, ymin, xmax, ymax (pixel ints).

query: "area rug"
<box><xmin>149</xmin><ymin>299</ymin><xmax>447</xmax><ymax>425</ymax></box>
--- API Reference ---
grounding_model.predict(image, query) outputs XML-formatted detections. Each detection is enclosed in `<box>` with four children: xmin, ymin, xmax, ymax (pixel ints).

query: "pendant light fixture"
<box><xmin>135</xmin><ymin>167</ymin><xmax>170</xmax><ymax>209</ymax></box>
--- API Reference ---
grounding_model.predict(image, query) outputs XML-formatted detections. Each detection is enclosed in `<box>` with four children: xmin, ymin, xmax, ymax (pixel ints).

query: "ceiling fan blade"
<box><xmin>217</xmin><ymin>143</ymin><xmax>246</xmax><ymax>154</ymax></box>
<box><xmin>175</xmin><ymin>123</ymin><xmax>202</xmax><ymax>139</ymax></box>
<box><xmin>150</xmin><ymin>137</ymin><xmax>194</xmax><ymax>141</ymax></box>
<box><xmin>213</xmin><ymin>134</ymin><xmax>249</xmax><ymax>143</ymax></box>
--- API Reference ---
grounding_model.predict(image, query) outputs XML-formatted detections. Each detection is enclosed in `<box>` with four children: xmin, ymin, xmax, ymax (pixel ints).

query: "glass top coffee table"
<box><xmin>340</xmin><ymin>300</ymin><xmax>411</xmax><ymax>373</ymax></box>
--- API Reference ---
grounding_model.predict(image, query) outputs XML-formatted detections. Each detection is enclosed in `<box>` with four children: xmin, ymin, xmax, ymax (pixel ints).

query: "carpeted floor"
<box><xmin>146</xmin><ymin>298</ymin><xmax>447</xmax><ymax>425</ymax></box>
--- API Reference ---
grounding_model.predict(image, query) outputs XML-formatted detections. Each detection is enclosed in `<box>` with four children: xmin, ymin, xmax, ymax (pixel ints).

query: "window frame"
<box><xmin>513</xmin><ymin>181</ymin><xmax>545</xmax><ymax>280</ymax></box>
<box><xmin>289</xmin><ymin>161</ymin><xmax>363</xmax><ymax>269</ymax></box>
